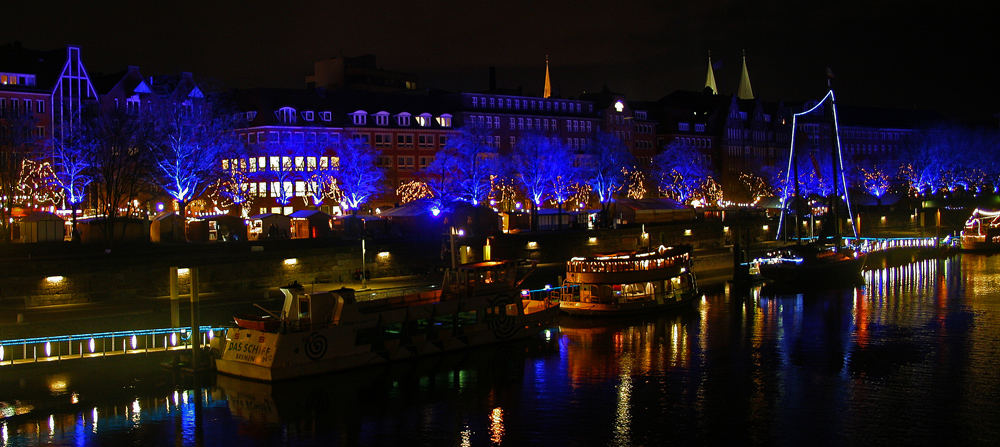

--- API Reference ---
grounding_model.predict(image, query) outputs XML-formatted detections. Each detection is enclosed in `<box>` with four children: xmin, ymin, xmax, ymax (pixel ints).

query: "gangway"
<box><xmin>0</xmin><ymin>326</ymin><xmax>229</xmax><ymax>367</ymax></box>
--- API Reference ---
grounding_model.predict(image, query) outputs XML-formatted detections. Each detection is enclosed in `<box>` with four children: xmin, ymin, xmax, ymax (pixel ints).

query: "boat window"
<box><xmin>506</xmin><ymin>303</ymin><xmax>519</xmax><ymax>316</ymax></box>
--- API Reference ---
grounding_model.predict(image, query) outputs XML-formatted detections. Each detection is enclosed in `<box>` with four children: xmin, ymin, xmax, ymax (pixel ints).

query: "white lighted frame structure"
<box><xmin>51</xmin><ymin>46</ymin><xmax>99</xmax><ymax>150</ymax></box>
<box><xmin>776</xmin><ymin>89</ymin><xmax>858</xmax><ymax>240</ymax></box>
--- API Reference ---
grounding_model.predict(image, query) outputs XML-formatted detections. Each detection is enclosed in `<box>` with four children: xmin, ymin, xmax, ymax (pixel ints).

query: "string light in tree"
<box><xmin>625</xmin><ymin>168</ymin><xmax>646</xmax><ymax>200</ymax></box>
<box><xmin>396</xmin><ymin>180</ymin><xmax>432</xmax><ymax>204</ymax></box>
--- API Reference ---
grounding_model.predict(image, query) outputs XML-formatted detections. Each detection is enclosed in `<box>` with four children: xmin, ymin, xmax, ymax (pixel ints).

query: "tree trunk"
<box><xmin>71</xmin><ymin>202</ymin><xmax>79</xmax><ymax>242</ymax></box>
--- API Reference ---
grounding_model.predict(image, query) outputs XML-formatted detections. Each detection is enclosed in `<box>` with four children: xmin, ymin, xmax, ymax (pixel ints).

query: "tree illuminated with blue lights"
<box><xmin>333</xmin><ymin>136</ymin><xmax>383</xmax><ymax>213</ymax></box>
<box><xmin>441</xmin><ymin>128</ymin><xmax>499</xmax><ymax>206</ymax></box>
<box><xmin>151</xmin><ymin>101</ymin><xmax>238</xmax><ymax>219</ymax></box>
<box><xmin>49</xmin><ymin>122</ymin><xmax>95</xmax><ymax>237</ymax></box>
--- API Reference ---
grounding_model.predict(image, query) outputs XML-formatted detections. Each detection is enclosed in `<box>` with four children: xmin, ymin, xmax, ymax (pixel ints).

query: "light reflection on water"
<box><xmin>2</xmin><ymin>255</ymin><xmax>1000</xmax><ymax>446</ymax></box>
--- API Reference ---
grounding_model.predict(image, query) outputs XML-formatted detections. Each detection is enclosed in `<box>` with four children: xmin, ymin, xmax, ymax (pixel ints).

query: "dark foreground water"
<box><xmin>2</xmin><ymin>254</ymin><xmax>1000</xmax><ymax>446</ymax></box>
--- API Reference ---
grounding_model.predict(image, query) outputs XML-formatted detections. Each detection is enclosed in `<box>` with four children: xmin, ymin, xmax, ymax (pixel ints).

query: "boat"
<box><xmin>215</xmin><ymin>260</ymin><xmax>560</xmax><ymax>381</ymax></box>
<box><xmin>754</xmin><ymin>83</ymin><xmax>864</xmax><ymax>287</ymax></box>
<box><xmin>558</xmin><ymin>245</ymin><xmax>698</xmax><ymax>316</ymax></box>
<box><xmin>960</xmin><ymin>208</ymin><xmax>1000</xmax><ymax>251</ymax></box>
<box><xmin>752</xmin><ymin>243</ymin><xmax>862</xmax><ymax>287</ymax></box>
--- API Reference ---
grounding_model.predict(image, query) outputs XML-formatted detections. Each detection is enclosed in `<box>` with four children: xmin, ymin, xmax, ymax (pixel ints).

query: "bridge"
<box><xmin>0</xmin><ymin>326</ymin><xmax>228</xmax><ymax>367</ymax></box>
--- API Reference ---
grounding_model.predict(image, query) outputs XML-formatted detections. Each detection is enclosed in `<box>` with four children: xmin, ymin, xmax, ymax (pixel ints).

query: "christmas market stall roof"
<box><xmin>288</xmin><ymin>209</ymin><xmax>331</xmax><ymax>219</ymax></box>
<box><xmin>615</xmin><ymin>198</ymin><xmax>695</xmax><ymax>225</ymax></box>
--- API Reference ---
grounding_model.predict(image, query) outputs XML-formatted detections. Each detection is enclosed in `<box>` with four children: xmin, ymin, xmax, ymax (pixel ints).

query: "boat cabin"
<box><xmin>442</xmin><ymin>261</ymin><xmax>519</xmax><ymax>298</ymax></box>
<box><xmin>279</xmin><ymin>287</ymin><xmax>357</xmax><ymax>330</ymax></box>
<box><xmin>563</xmin><ymin>245</ymin><xmax>694</xmax><ymax>305</ymax></box>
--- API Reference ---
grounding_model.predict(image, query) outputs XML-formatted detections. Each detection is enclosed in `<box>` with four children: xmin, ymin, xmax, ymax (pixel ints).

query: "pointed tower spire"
<box><xmin>705</xmin><ymin>51</ymin><xmax>718</xmax><ymax>95</ymax></box>
<box><xmin>543</xmin><ymin>55</ymin><xmax>552</xmax><ymax>99</ymax></box>
<box><xmin>737</xmin><ymin>49</ymin><xmax>754</xmax><ymax>100</ymax></box>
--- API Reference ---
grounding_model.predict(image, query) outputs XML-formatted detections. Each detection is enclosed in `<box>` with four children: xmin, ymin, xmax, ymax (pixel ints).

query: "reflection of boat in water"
<box><xmin>558</xmin><ymin>245</ymin><xmax>698</xmax><ymax>317</ymax></box>
<box><xmin>215</xmin><ymin>261</ymin><xmax>560</xmax><ymax>381</ymax></box>
<box><xmin>0</xmin><ymin>401</ymin><xmax>34</xmax><ymax>420</ymax></box>
<box><xmin>961</xmin><ymin>208</ymin><xmax>1000</xmax><ymax>251</ymax></box>
<box><xmin>754</xmin><ymin>243</ymin><xmax>863</xmax><ymax>288</ymax></box>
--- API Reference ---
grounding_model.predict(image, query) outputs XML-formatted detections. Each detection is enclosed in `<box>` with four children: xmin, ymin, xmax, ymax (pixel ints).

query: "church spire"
<box><xmin>705</xmin><ymin>51</ymin><xmax>718</xmax><ymax>95</ymax></box>
<box><xmin>737</xmin><ymin>49</ymin><xmax>754</xmax><ymax>100</ymax></box>
<box><xmin>543</xmin><ymin>55</ymin><xmax>552</xmax><ymax>99</ymax></box>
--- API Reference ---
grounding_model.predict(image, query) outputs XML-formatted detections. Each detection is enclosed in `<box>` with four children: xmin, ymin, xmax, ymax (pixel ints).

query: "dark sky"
<box><xmin>3</xmin><ymin>1</ymin><xmax>995</xmax><ymax>120</ymax></box>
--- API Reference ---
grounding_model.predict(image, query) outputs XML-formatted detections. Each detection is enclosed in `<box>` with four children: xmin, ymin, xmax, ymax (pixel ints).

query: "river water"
<box><xmin>2</xmin><ymin>254</ymin><xmax>999</xmax><ymax>446</ymax></box>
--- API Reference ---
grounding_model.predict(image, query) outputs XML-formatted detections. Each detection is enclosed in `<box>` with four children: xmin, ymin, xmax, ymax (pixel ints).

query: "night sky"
<box><xmin>3</xmin><ymin>1</ymin><xmax>994</xmax><ymax>121</ymax></box>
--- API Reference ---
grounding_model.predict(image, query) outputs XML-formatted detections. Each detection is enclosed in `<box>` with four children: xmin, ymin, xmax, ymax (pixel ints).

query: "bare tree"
<box><xmin>0</xmin><ymin>113</ymin><xmax>41</xmax><ymax>242</ymax></box>
<box><xmin>89</xmin><ymin>108</ymin><xmax>155</xmax><ymax>244</ymax></box>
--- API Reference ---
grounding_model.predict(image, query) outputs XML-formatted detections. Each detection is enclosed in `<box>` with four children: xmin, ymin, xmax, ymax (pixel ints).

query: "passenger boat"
<box><xmin>558</xmin><ymin>245</ymin><xmax>699</xmax><ymax>317</ymax></box>
<box><xmin>960</xmin><ymin>208</ymin><xmax>1000</xmax><ymax>251</ymax></box>
<box><xmin>215</xmin><ymin>261</ymin><xmax>560</xmax><ymax>382</ymax></box>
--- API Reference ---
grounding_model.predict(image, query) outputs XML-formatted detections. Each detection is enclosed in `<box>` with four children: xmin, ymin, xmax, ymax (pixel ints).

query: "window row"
<box><xmin>0</xmin><ymin>73</ymin><xmax>37</xmax><ymax>87</ymax></box>
<box><xmin>222</xmin><ymin>156</ymin><xmax>341</xmax><ymax>173</ymax></box>
<box><xmin>271</xmin><ymin>106</ymin><xmax>453</xmax><ymax>128</ymax></box>
<box><xmin>0</xmin><ymin>97</ymin><xmax>46</xmax><ymax>116</ymax></box>
<box><xmin>471</xmin><ymin>96</ymin><xmax>589</xmax><ymax>114</ymax></box>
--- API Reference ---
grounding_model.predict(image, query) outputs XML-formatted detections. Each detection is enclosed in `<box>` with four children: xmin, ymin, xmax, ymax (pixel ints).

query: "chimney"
<box><xmin>489</xmin><ymin>66</ymin><xmax>496</xmax><ymax>91</ymax></box>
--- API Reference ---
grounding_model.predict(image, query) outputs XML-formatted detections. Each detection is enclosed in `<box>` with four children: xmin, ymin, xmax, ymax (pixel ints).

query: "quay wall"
<box><xmin>0</xmin><ymin>219</ymin><xmax>742</xmax><ymax>308</ymax></box>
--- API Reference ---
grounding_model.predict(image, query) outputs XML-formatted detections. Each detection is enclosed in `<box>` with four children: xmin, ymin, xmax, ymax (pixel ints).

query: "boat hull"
<box><xmin>757</xmin><ymin>257</ymin><xmax>863</xmax><ymax>288</ymax></box>
<box><xmin>215</xmin><ymin>305</ymin><xmax>559</xmax><ymax>382</ymax></box>
<box><xmin>559</xmin><ymin>291</ymin><xmax>697</xmax><ymax>317</ymax></box>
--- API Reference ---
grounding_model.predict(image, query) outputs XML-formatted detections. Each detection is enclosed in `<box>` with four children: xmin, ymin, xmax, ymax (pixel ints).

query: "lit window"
<box><xmin>435</xmin><ymin>114</ymin><xmax>452</xmax><ymax>127</ymax></box>
<box><xmin>295</xmin><ymin>157</ymin><xmax>304</xmax><ymax>171</ymax></box>
<box><xmin>416</xmin><ymin>113</ymin><xmax>432</xmax><ymax>127</ymax></box>
<box><xmin>269</xmin><ymin>156</ymin><xmax>279</xmax><ymax>171</ymax></box>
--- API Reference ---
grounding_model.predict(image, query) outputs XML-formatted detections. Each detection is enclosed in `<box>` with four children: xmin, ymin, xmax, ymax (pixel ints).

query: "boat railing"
<box><xmin>566</xmin><ymin>256</ymin><xmax>687</xmax><ymax>274</ymax></box>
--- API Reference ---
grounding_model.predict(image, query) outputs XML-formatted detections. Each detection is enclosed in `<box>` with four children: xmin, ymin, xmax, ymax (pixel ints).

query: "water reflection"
<box><xmin>2</xmin><ymin>255</ymin><xmax>1000</xmax><ymax>445</ymax></box>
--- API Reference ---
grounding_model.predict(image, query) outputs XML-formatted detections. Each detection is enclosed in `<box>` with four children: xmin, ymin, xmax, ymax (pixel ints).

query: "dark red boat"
<box><xmin>233</xmin><ymin>313</ymin><xmax>280</xmax><ymax>332</ymax></box>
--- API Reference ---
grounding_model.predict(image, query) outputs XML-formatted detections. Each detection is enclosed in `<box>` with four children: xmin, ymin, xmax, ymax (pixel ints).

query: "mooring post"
<box><xmin>169</xmin><ymin>267</ymin><xmax>179</xmax><ymax>328</ymax></box>
<box><xmin>190</xmin><ymin>267</ymin><xmax>200</xmax><ymax>370</ymax></box>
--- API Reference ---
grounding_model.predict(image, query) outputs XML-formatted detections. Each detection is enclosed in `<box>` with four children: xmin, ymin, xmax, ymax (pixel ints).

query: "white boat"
<box><xmin>558</xmin><ymin>245</ymin><xmax>698</xmax><ymax>317</ymax></box>
<box><xmin>215</xmin><ymin>261</ymin><xmax>560</xmax><ymax>381</ymax></box>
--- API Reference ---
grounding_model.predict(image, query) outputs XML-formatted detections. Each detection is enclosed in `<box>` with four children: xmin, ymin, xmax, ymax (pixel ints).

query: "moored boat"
<box><xmin>215</xmin><ymin>260</ymin><xmax>560</xmax><ymax>381</ymax></box>
<box><xmin>752</xmin><ymin>243</ymin><xmax>862</xmax><ymax>287</ymax></box>
<box><xmin>558</xmin><ymin>245</ymin><xmax>699</xmax><ymax>317</ymax></box>
<box><xmin>960</xmin><ymin>208</ymin><xmax>1000</xmax><ymax>251</ymax></box>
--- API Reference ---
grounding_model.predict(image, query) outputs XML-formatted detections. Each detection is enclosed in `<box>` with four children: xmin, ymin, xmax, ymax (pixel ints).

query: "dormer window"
<box><xmin>125</xmin><ymin>94</ymin><xmax>140</xmax><ymax>114</ymax></box>
<box><xmin>435</xmin><ymin>114</ymin><xmax>452</xmax><ymax>128</ymax></box>
<box><xmin>321</xmin><ymin>111</ymin><xmax>332</xmax><ymax>122</ymax></box>
<box><xmin>415</xmin><ymin>113</ymin><xmax>432</xmax><ymax>127</ymax></box>
<box><xmin>678</xmin><ymin>122</ymin><xmax>690</xmax><ymax>131</ymax></box>
<box><xmin>397</xmin><ymin>112</ymin><xmax>411</xmax><ymax>127</ymax></box>
<box><xmin>352</xmin><ymin>110</ymin><xmax>368</xmax><ymax>125</ymax></box>
<box><xmin>277</xmin><ymin>107</ymin><xmax>297</xmax><ymax>124</ymax></box>
<box><xmin>695</xmin><ymin>123</ymin><xmax>705</xmax><ymax>132</ymax></box>
<box><xmin>303</xmin><ymin>111</ymin><xmax>314</xmax><ymax>121</ymax></box>
<box><xmin>246</xmin><ymin>111</ymin><xmax>257</xmax><ymax>121</ymax></box>
<box><xmin>374</xmin><ymin>111</ymin><xmax>390</xmax><ymax>126</ymax></box>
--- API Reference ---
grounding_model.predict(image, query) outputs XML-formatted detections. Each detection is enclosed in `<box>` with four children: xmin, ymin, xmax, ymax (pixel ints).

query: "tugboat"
<box><xmin>558</xmin><ymin>245</ymin><xmax>698</xmax><ymax>316</ymax></box>
<box><xmin>215</xmin><ymin>260</ymin><xmax>560</xmax><ymax>381</ymax></box>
